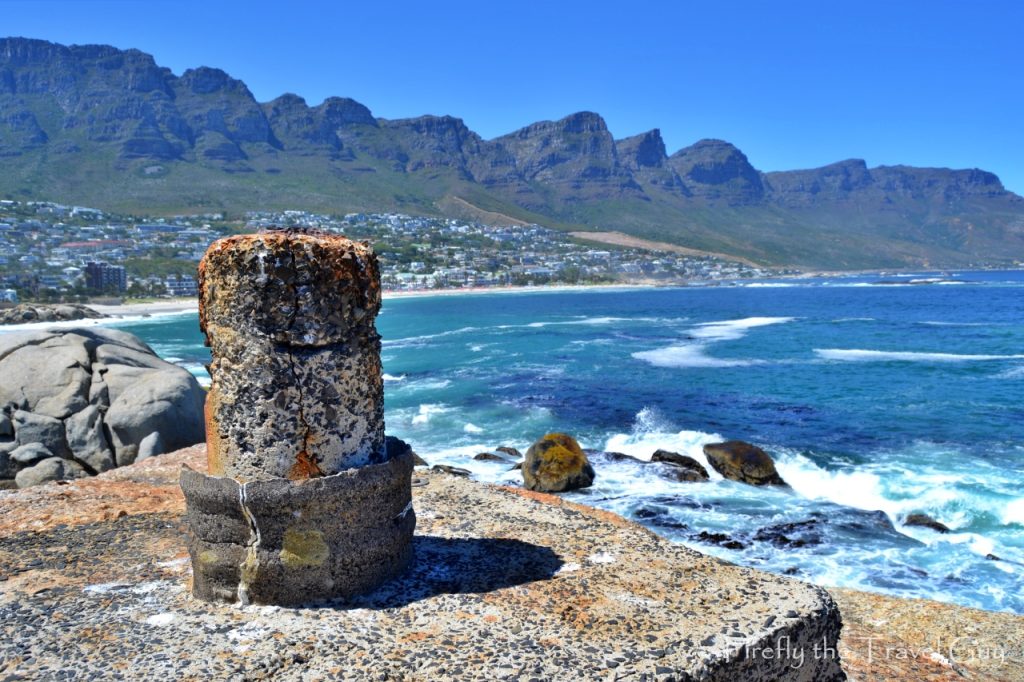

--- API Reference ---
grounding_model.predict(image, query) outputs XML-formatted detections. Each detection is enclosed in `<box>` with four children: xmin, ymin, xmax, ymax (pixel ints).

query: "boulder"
<box><xmin>902</xmin><ymin>513</ymin><xmax>951</xmax><ymax>534</ymax></box>
<box><xmin>0</xmin><ymin>334</ymin><xmax>91</xmax><ymax>418</ymax></box>
<box><xmin>0</xmin><ymin>328</ymin><xmax>206</xmax><ymax>477</ymax></box>
<box><xmin>137</xmin><ymin>431</ymin><xmax>166</xmax><ymax>460</ymax></box>
<box><xmin>473</xmin><ymin>452</ymin><xmax>509</xmax><ymax>462</ymax></box>
<box><xmin>105</xmin><ymin>369</ymin><xmax>206</xmax><ymax>466</ymax></box>
<box><xmin>702</xmin><ymin>440</ymin><xmax>788</xmax><ymax>487</ymax></box>
<box><xmin>0</xmin><ymin>303</ymin><xmax>105</xmax><ymax>326</ymax></box>
<box><xmin>652</xmin><ymin>449</ymin><xmax>710</xmax><ymax>482</ymax></box>
<box><xmin>411</xmin><ymin>450</ymin><xmax>429</xmax><ymax>467</ymax></box>
<box><xmin>15</xmin><ymin>456</ymin><xmax>87</xmax><ymax>488</ymax></box>
<box><xmin>522</xmin><ymin>433</ymin><xmax>595</xmax><ymax>493</ymax></box>
<box><xmin>496</xmin><ymin>446</ymin><xmax>522</xmax><ymax>459</ymax></box>
<box><xmin>432</xmin><ymin>464</ymin><xmax>471</xmax><ymax>477</ymax></box>
<box><xmin>13</xmin><ymin>410</ymin><xmax>71</xmax><ymax>459</ymax></box>
<box><xmin>65</xmin><ymin>404</ymin><xmax>115</xmax><ymax>473</ymax></box>
<box><xmin>10</xmin><ymin>443</ymin><xmax>54</xmax><ymax>465</ymax></box>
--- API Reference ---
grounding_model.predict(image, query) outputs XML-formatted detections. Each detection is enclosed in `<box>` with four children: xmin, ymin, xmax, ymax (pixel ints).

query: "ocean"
<box><xmin>27</xmin><ymin>271</ymin><xmax>1024</xmax><ymax>612</ymax></box>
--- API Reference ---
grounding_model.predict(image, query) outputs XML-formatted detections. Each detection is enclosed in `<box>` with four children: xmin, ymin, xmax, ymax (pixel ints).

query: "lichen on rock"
<box><xmin>522</xmin><ymin>432</ymin><xmax>596</xmax><ymax>493</ymax></box>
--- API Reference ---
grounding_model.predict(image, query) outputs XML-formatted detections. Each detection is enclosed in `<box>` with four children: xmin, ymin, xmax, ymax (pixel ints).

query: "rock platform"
<box><xmin>2</xmin><ymin>445</ymin><xmax>1020</xmax><ymax>680</ymax></box>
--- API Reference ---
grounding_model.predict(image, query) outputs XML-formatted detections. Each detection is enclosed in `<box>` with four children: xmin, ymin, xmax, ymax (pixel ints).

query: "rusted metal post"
<box><xmin>180</xmin><ymin>230</ymin><xmax>415</xmax><ymax>605</ymax></box>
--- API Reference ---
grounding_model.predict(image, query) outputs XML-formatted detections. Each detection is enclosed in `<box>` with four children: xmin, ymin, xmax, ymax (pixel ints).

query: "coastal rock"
<box><xmin>65</xmin><ymin>405</ymin><xmax>115</xmax><ymax>473</ymax></box>
<box><xmin>13</xmin><ymin>410</ymin><xmax>71</xmax><ymax>459</ymax></box>
<box><xmin>703</xmin><ymin>440</ymin><xmax>788</xmax><ymax>487</ymax></box>
<box><xmin>0</xmin><ymin>303</ymin><xmax>105</xmax><ymax>326</ymax></box>
<box><xmin>473</xmin><ymin>452</ymin><xmax>509</xmax><ymax>462</ymax></box>
<box><xmin>10</xmin><ymin>443</ymin><xmax>54</xmax><ymax>466</ymax></box>
<box><xmin>411</xmin><ymin>450</ymin><xmax>429</xmax><ymax>466</ymax></box>
<box><xmin>652</xmin><ymin>449</ymin><xmax>710</xmax><ymax>482</ymax></box>
<box><xmin>14</xmin><ymin>456</ymin><xmax>87</xmax><ymax>488</ymax></box>
<box><xmin>104</xmin><ymin>369</ymin><xmax>205</xmax><ymax>466</ymax></box>
<box><xmin>0</xmin><ymin>328</ymin><xmax>205</xmax><ymax>482</ymax></box>
<box><xmin>496</xmin><ymin>446</ymin><xmax>522</xmax><ymax>459</ymax></box>
<box><xmin>902</xmin><ymin>513</ymin><xmax>951</xmax><ymax>534</ymax></box>
<box><xmin>432</xmin><ymin>464</ymin><xmax>471</xmax><ymax>477</ymax></box>
<box><xmin>522</xmin><ymin>433</ymin><xmax>595</xmax><ymax>493</ymax></box>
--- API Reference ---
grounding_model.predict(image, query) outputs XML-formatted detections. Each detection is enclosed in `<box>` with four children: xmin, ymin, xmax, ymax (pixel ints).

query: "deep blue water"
<box><xmin>47</xmin><ymin>271</ymin><xmax>1024</xmax><ymax>612</ymax></box>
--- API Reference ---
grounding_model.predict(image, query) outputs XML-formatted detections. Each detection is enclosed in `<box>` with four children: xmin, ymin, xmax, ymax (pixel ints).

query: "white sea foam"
<box><xmin>815</xmin><ymin>349</ymin><xmax>1024</xmax><ymax>362</ymax></box>
<box><xmin>383</xmin><ymin>326</ymin><xmax>480</xmax><ymax>347</ymax></box>
<box><xmin>632</xmin><ymin>346</ymin><xmax>761</xmax><ymax>368</ymax></box>
<box><xmin>382</xmin><ymin>373</ymin><xmax>406</xmax><ymax>382</ymax></box>
<box><xmin>1004</xmin><ymin>499</ymin><xmax>1024</xmax><ymax>526</ymax></box>
<box><xmin>463</xmin><ymin>423</ymin><xmax>483</xmax><ymax>434</ymax></box>
<box><xmin>632</xmin><ymin>317</ymin><xmax>792</xmax><ymax>368</ymax></box>
<box><xmin>689</xmin><ymin>316</ymin><xmax>796</xmax><ymax>341</ymax></box>
<box><xmin>995</xmin><ymin>365</ymin><xmax>1024</xmax><ymax>379</ymax></box>
<box><xmin>411</xmin><ymin>403</ymin><xmax>451</xmax><ymax>425</ymax></box>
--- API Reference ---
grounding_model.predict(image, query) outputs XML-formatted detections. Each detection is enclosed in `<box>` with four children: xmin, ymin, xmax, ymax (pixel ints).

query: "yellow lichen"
<box><xmin>198</xmin><ymin>549</ymin><xmax>219</xmax><ymax>564</ymax></box>
<box><xmin>280</xmin><ymin>528</ymin><xmax>329</xmax><ymax>569</ymax></box>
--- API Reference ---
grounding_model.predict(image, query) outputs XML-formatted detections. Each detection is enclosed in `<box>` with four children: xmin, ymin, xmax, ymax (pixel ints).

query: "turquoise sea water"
<box><xmin>32</xmin><ymin>271</ymin><xmax>1024</xmax><ymax>612</ymax></box>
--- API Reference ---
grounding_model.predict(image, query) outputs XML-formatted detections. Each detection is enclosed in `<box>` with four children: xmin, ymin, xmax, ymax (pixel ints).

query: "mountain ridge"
<box><xmin>2</xmin><ymin>36</ymin><xmax>1023</xmax><ymax>269</ymax></box>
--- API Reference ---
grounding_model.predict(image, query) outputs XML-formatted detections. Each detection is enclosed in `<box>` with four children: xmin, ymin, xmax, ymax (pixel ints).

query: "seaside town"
<box><xmin>0</xmin><ymin>200</ymin><xmax>778</xmax><ymax>303</ymax></box>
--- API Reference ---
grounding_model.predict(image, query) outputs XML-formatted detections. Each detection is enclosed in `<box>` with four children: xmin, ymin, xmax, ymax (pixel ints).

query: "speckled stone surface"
<box><xmin>0</xmin><ymin>445</ymin><xmax>858</xmax><ymax>681</ymax></box>
<box><xmin>198</xmin><ymin>231</ymin><xmax>384</xmax><ymax>480</ymax></box>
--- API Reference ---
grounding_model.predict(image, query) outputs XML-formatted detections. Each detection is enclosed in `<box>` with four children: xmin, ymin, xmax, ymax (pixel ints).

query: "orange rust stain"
<box><xmin>398</xmin><ymin>632</ymin><xmax>431</xmax><ymax>643</ymax></box>
<box><xmin>288</xmin><ymin>449</ymin><xmax>325</xmax><ymax>480</ymax></box>
<box><xmin>483</xmin><ymin>615</ymin><xmax>499</xmax><ymax>623</ymax></box>
<box><xmin>204</xmin><ymin>389</ymin><xmax>224</xmax><ymax>476</ymax></box>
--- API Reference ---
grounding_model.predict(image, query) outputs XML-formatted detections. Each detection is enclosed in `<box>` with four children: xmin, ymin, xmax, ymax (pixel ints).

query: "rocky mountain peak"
<box><xmin>617</xmin><ymin>129</ymin><xmax>668</xmax><ymax>169</ymax></box>
<box><xmin>669</xmin><ymin>138</ymin><xmax>765</xmax><ymax>203</ymax></box>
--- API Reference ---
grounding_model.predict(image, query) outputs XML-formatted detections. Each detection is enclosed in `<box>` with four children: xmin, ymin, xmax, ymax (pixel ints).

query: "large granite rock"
<box><xmin>522</xmin><ymin>433</ymin><xmax>595</xmax><ymax>493</ymax></box>
<box><xmin>703</xmin><ymin>440</ymin><xmax>789</xmax><ymax>487</ymax></box>
<box><xmin>0</xmin><ymin>328</ymin><xmax>205</xmax><ymax>487</ymax></box>
<box><xmin>0</xmin><ymin>444</ymin><xmax>849</xmax><ymax>681</ymax></box>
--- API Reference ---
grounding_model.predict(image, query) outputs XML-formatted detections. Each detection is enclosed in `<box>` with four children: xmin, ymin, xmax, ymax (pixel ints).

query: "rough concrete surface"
<box><xmin>2</xmin><ymin>445</ymin><xmax>1021</xmax><ymax>680</ymax></box>
<box><xmin>199</xmin><ymin>231</ymin><xmax>385</xmax><ymax>481</ymax></box>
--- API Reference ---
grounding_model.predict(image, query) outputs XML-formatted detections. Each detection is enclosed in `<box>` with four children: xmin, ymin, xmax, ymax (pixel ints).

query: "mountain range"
<box><xmin>2</xmin><ymin>37</ymin><xmax>1023</xmax><ymax>269</ymax></box>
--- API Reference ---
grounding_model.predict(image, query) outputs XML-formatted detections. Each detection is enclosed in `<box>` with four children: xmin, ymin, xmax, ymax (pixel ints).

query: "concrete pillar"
<box><xmin>198</xmin><ymin>230</ymin><xmax>386</xmax><ymax>481</ymax></box>
<box><xmin>181</xmin><ymin>230</ymin><xmax>415</xmax><ymax>606</ymax></box>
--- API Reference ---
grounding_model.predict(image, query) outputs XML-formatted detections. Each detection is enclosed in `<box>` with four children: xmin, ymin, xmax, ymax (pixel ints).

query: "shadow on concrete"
<box><xmin>346</xmin><ymin>535</ymin><xmax>564</xmax><ymax>609</ymax></box>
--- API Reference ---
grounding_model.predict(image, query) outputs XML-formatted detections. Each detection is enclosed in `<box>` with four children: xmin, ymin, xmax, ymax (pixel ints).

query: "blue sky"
<box><xmin>3</xmin><ymin>0</ymin><xmax>1022</xmax><ymax>192</ymax></box>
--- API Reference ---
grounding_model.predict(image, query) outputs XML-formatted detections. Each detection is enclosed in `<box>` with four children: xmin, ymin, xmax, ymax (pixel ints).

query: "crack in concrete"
<box><xmin>282</xmin><ymin>245</ymin><xmax>320</xmax><ymax>479</ymax></box>
<box><xmin>237</xmin><ymin>481</ymin><xmax>261</xmax><ymax>606</ymax></box>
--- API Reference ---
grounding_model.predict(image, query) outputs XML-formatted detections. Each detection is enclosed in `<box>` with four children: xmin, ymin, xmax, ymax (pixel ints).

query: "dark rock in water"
<box><xmin>652</xmin><ymin>449</ymin><xmax>709</xmax><ymax>475</ymax></box>
<box><xmin>903</xmin><ymin>513</ymin><xmax>951</xmax><ymax>534</ymax></box>
<box><xmin>651</xmin><ymin>450</ymin><xmax>710</xmax><ymax>482</ymax></box>
<box><xmin>633</xmin><ymin>506</ymin><xmax>689</xmax><ymax>530</ymax></box>
<box><xmin>496</xmin><ymin>446</ymin><xmax>522</xmax><ymax>459</ymax></box>
<box><xmin>432</xmin><ymin>464</ymin><xmax>471</xmax><ymax>477</ymax></box>
<box><xmin>588</xmin><ymin>449</ymin><xmax>645</xmax><ymax>464</ymax></box>
<box><xmin>754</xmin><ymin>519</ymin><xmax>823</xmax><ymax>548</ymax></box>
<box><xmin>473</xmin><ymin>452</ymin><xmax>509</xmax><ymax>462</ymax></box>
<box><xmin>508</xmin><ymin>462</ymin><xmax>523</xmax><ymax>471</ymax></box>
<box><xmin>693</xmin><ymin>530</ymin><xmax>747</xmax><ymax>550</ymax></box>
<box><xmin>523</xmin><ymin>433</ymin><xmax>595</xmax><ymax>493</ymax></box>
<box><xmin>657</xmin><ymin>462</ymin><xmax>709</xmax><ymax>483</ymax></box>
<box><xmin>411</xmin><ymin>450</ymin><xmax>429</xmax><ymax>466</ymax></box>
<box><xmin>702</xmin><ymin>441</ymin><xmax>788</xmax><ymax>487</ymax></box>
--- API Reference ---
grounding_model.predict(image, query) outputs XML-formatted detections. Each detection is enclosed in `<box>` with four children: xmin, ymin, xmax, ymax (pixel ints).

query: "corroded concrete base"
<box><xmin>181</xmin><ymin>438</ymin><xmax>414</xmax><ymax>606</ymax></box>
